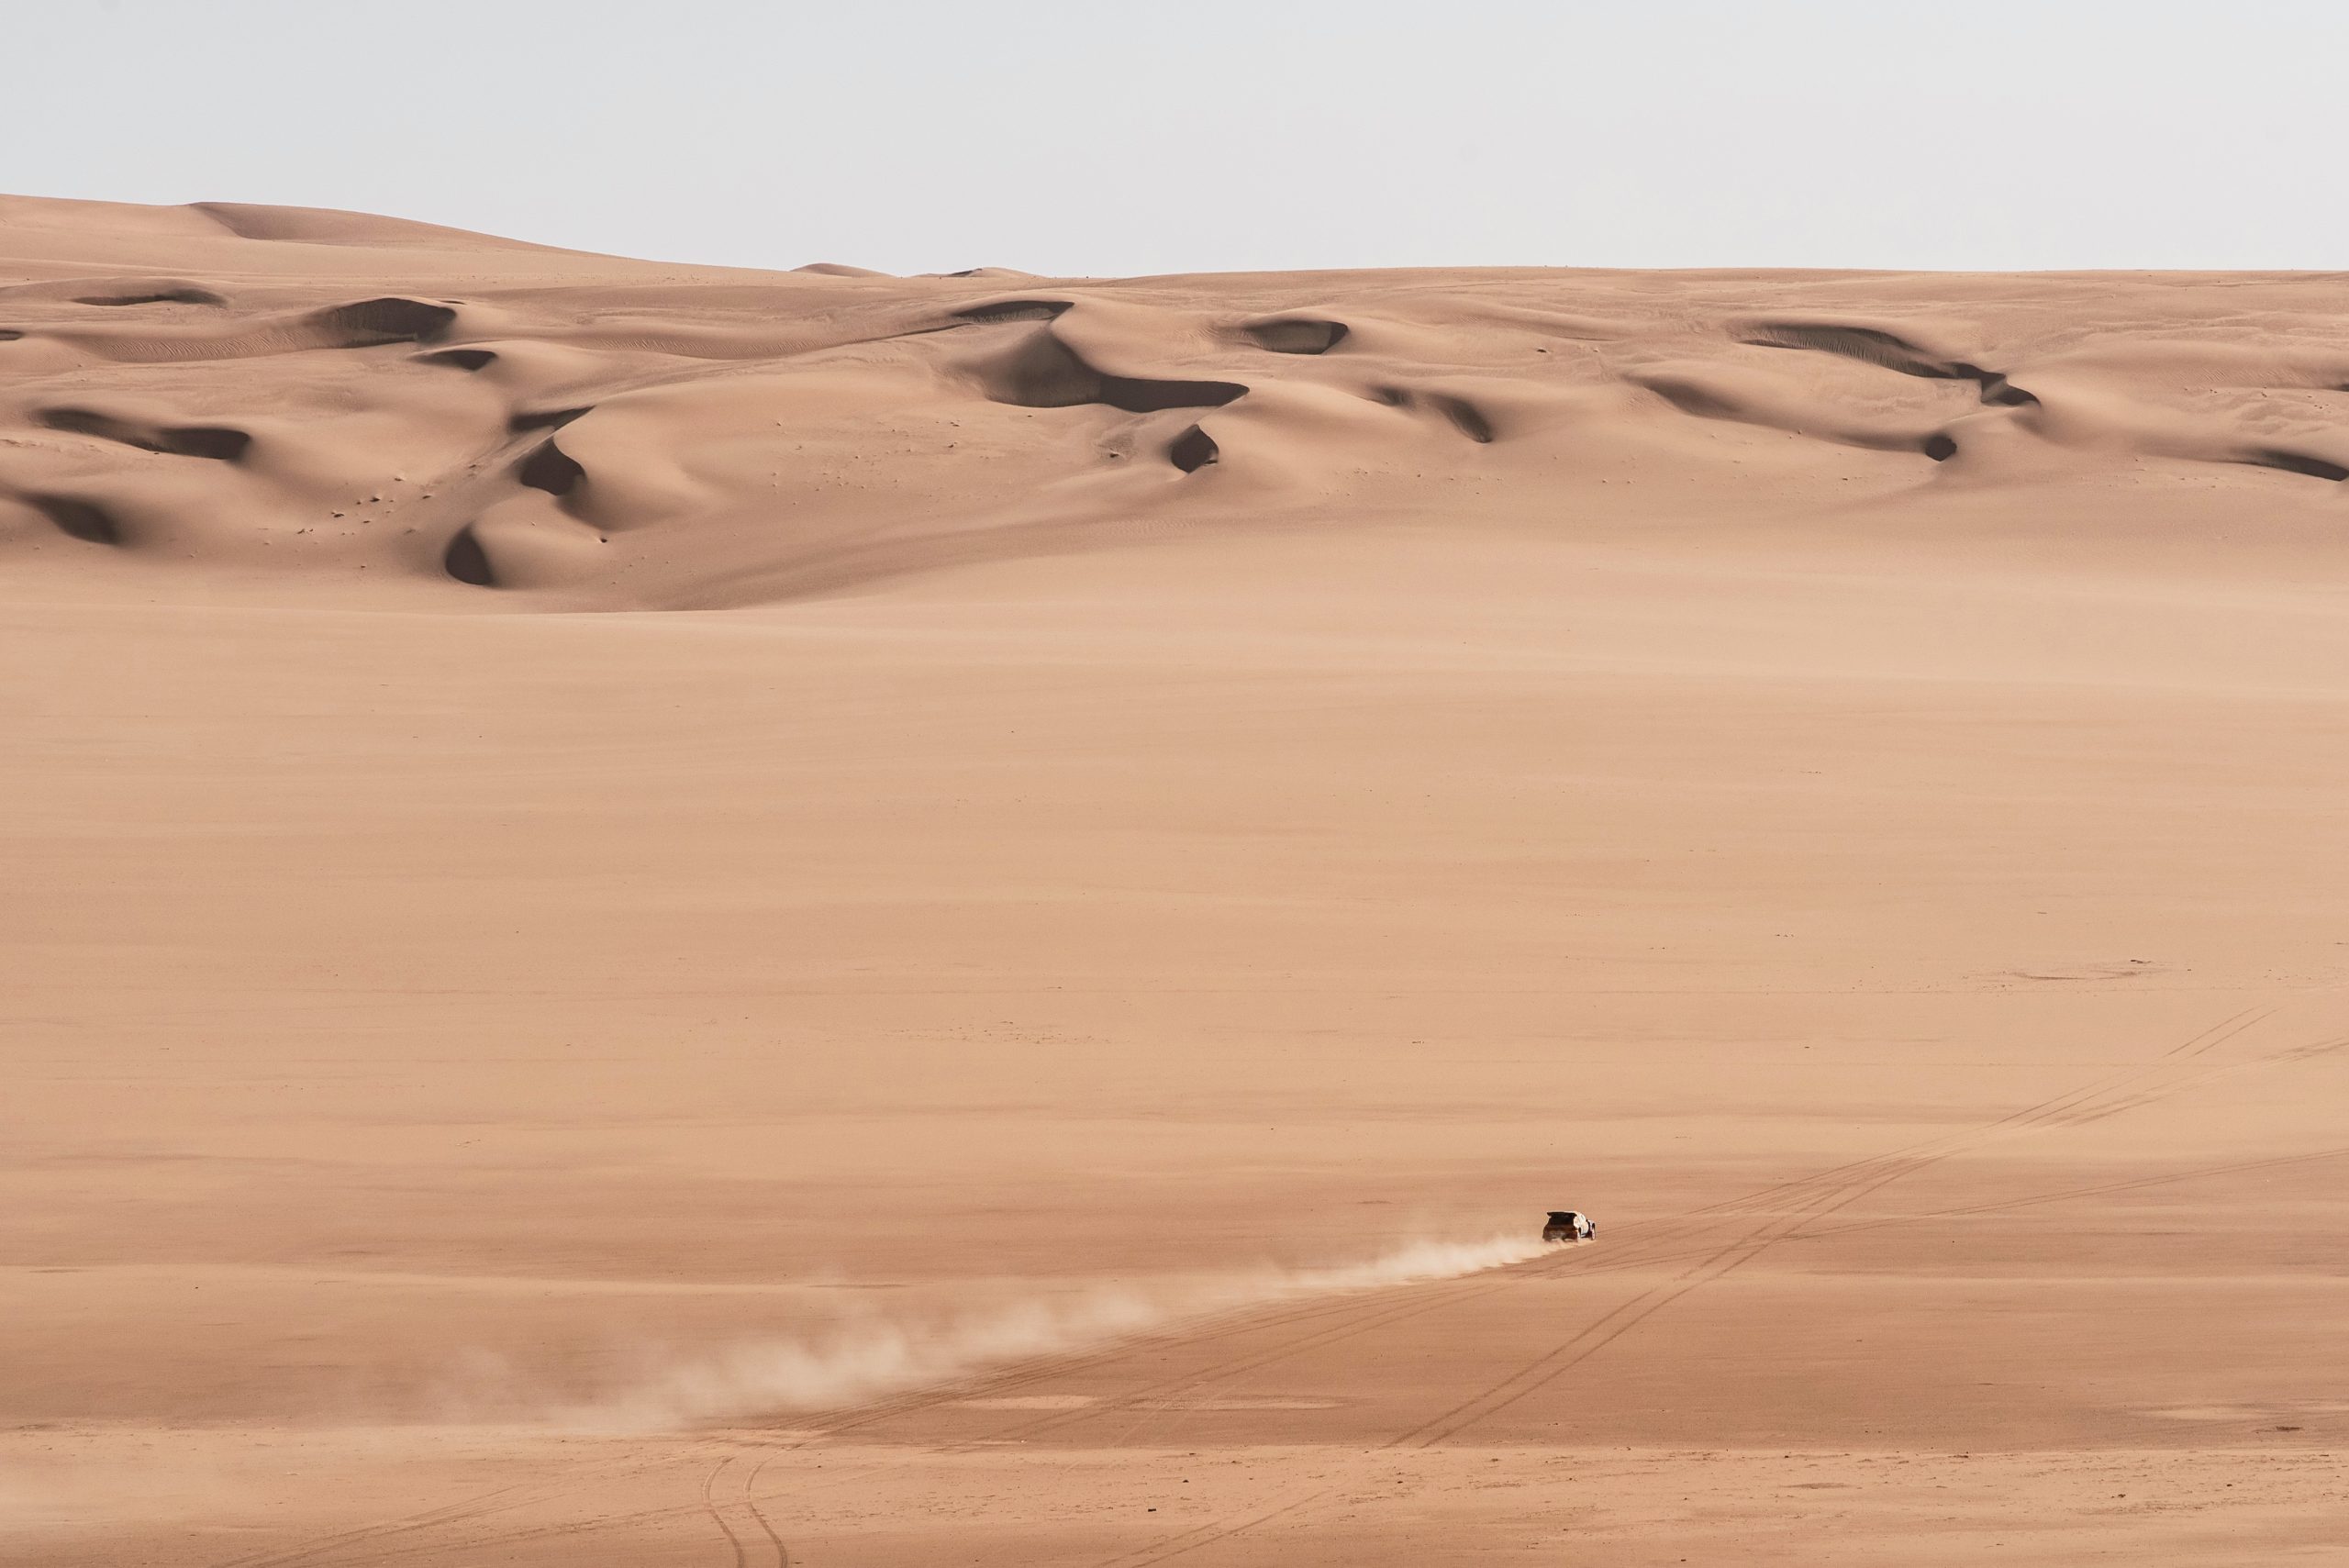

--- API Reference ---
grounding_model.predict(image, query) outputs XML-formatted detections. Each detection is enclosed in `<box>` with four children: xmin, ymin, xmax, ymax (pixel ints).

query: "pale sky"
<box><xmin>8</xmin><ymin>1</ymin><xmax>2344</xmax><ymax>276</ymax></box>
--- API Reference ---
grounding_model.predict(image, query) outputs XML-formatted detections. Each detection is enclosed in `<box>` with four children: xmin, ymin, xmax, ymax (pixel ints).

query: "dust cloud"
<box><xmin>574</xmin><ymin>1233</ymin><xmax>1547</xmax><ymax>1429</ymax></box>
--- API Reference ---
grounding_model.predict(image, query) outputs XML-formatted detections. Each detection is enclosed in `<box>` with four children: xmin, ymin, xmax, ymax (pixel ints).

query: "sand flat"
<box><xmin>3</xmin><ymin>195</ymin><xmax>2346</xmax><ymax>1563</ymax></box>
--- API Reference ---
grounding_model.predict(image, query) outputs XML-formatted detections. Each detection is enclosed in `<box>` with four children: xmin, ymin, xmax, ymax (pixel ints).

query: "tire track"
<box><xmin>948</xmin><ymin>1217</ymin><xmax>1773</xmax><ymax>1451</ymax></box>
<box><xmin>205</xmin><ymin>1450</ymin><xmax>685</xmax><ymax>1568</ymax></box>
<box><xmin>311</xmin><ymin>1460</ymin><xmax>810</xmax><ymax>1568</ymax></box>
<box><xmin>1677</xmin><ymin>1005</ymin><xmax>2272</xmax><ymax>1220</ymax></box>
<box><xmin>936</xmin><ymin>1242</ymin><xmax>1666</xmax><ymax>1451</ymax></box>
<box><xmin>1386</xmin><ymin>1132</ymin><xmax>1932</xmax><ymax>1448</ymax></box>
<box><xmin>701</xmin><ymin>1456</ymin><xmax>750</xmax><ymax>1568</ymax></box>
<box><xmin>1674</xmin><ymin>1005</ymin><xmax>2288</xmax><ymax>1229</ymax></box>
<box><xmin>1397</xmin><ymin>1132</ymin><xmax>2349</xmax><ymax>1448</ymax></box>
<box><xmin>213</xmin><ymin>1002</ymin><xmax>2336</xmax><ymax>1564</ymax></box>
<box><xmin>802</xmin><ymin>1018</ymin><xmax>2251</xmax><ymax>1453</ymax></box>
<box><xmin>2044</xmin><ymin>1033</ymin><xmax>2347</xmax><ymax>1128</ymax></box>
<box><xmin>294</xmin><ymin>1006</ymin><xmax>2321</xmax><ymax>1557</ymax></box>
<box><xmin>743</xmin><ymin>1456</ymin><xmax>792</xmax><ymax>1568</ymax></box>
<box><xmin>924</xmin><ymin>1011</ymin><xmax>2257</xmax><ymax>1452</ymax></box>
<box><xmin>1792</xmin><ymin>1144</ymin><xmax>2349</xmax><ymax>1242</ymax></box>
<box><xmin>1384</xmin><ymin>1003</ymin><xmax>2323</xmax><ymax>1446</ymax></box>
<box><xmin>205</xmin><ymin>1485</ymin><xmax>538</xmax><ymax>1568</ymax></box>
<box><xmin>1090</xmin><ymin>1485</ymin><xmax>1333</xmax><ymax>1568</ymax></box>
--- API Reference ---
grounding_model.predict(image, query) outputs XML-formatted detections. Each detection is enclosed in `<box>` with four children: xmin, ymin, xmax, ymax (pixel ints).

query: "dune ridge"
<box><xmin>3</xmin><ymin>194</ymin><xmax>2346</xmax><ymax>609</ymax></box>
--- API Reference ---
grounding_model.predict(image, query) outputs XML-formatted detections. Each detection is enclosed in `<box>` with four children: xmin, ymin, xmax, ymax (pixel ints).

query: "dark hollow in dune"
<box><xmin>73</xmin><ymin>286</ymin><xmax>227</xmax><ymax>307</ymax></box>
<box><xmin>26</xmin><ymin>494</ymin><xmax>122</xmax><ymax>545</ymax></box>
<box><xmin>37</xmin><ymin>406</ymin><xmax>250</xmax><ymax>462</ymax></box>
<box><xmin>310</xmin><ymin>297</ymin><xmax>459</xmax><ymax>347</ymax></box>
<box><xmin>1921</xmin><ymin>433</ymin><xmax>1958</xmax><ymax>462</ymax></box>
<box><xmin>442</xmin><ymin>526</ymin><xmax>495</xmax><ymax>586</ymax></box>
<box><xmin>1976</xmin><ymin>373</ymin><xmax>2039</xmax><ymax>408</ymax></box>
<box><xmin>2243</xmin><ymin>447</ymin><xmax>2349</xmax><ymax>483</ymax></box>
<box><xmin>954</xmin><ymin>300</ymin><xmax>1074</xmax><ymax>325</ymax></box>
<box><xmin>417</xmin><ymin>347</ymin><xmax>497</xmax><ymax>371</ymax></box>
<box><xmin>1370</xmin><ymin>384</ymin><xmax>1414</xmax><ymax>407</ymax></box>
<box><xmin>1642</xmin><ymin>377</ymin><xmax>1742</xmax><ymax>420</ymax></box>
<box><xmin>1244</xmin><ymin>318</ymin><xmax>1349</xmax><ymax>355</ymax></box>
<box><xmin>0</xmin><ymin>328</ymin><xmax>21</xmax><ymax>341</ymax></box>
<box><xmin>981</xmin><ymin>330</ymin><xmax>1246</xmax><ymax>414</ymax></box>
<box><xmin>1431</xmin><ymin>395</ymin><xmax>1496</xmax><ymax>444</ymax></box>
<box><xmin>1102</xmin><ymin>373</ymin><xmax>1247</xmax><ymax>415</ymax></box>
<box><xmin>1742</xmin><ymin>320</ymin><xmax>2033</xmax><ymax>408</ymax></box>
<box><xmin>508</xmin><ymin>406</ymin><xmax>593</xmax><ymax>435</ymax></box>
<box><xmin>167</xmin><ymin>426</ymin><xmax>252</xmax><ymax>462</ymax></box>
<box><xmin>518</xmin><ymin>439</ymin><xmax>585</xmax><ymax>495</ymax></box>
<box><xmin>1168</xmin><ymin>425</ymin><xmax>1219</xmax><ymax>473</ymax></box>
<box><xmin>38</xmin><ymin>407</ymin><xmax>131</xmax><ymax>443</ymax></box>
<box><xmin>1744</xmin><ymin>321</ymin><xmax>1944</xmax><ymax>374</ymax></box>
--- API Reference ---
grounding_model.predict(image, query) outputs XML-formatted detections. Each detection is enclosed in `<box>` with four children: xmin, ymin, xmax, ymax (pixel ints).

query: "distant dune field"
<box><xmin>10</xmin><ymin>193</ymin><xmax>2349</xmax><ymax>609</ymax></box>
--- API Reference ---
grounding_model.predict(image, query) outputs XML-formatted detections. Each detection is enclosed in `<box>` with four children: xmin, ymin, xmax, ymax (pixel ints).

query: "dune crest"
<box><xmin>4</xmin><ymin>194</ymin><xmax>2345</xmax><ymax>608</ymax></box>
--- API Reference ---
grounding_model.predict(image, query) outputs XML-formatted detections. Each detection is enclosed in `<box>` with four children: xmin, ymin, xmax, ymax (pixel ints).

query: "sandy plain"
<box><xmin>3</xmin><ymin>196</ymin><xmax>2345</xmax><ymax>1563</ymax></box>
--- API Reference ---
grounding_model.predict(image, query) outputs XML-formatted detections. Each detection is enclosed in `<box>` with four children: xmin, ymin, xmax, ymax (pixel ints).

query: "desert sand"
<box><xmin>4</xmin><ymin>194</ymin><xmax>2345</xmax><ymax>1564</ymax></box>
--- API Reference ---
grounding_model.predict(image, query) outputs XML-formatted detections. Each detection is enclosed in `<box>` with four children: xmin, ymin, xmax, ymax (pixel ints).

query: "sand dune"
<box><xmin>5</xmin><ymin>196</ymin><xmax>2347</xmax><ymax>1565</ymax></box>
<box><xmin>6</xmin><ymin>195</ymin><xmax>2349</xmax><ymax>612</ymax></box>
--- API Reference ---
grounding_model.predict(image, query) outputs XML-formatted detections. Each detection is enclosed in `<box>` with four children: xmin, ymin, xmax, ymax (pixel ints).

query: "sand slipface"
<box><xmin>4</xmin><ymin>195</ymin><xmax>2347</xmax><ymax>1565</ymax></box>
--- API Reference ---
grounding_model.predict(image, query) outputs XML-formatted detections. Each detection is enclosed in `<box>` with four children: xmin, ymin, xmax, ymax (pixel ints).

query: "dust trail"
<box><xmin>574</xmin><ymin>1232</ymin><xmax>1545</xmax><ymax>1430</ymax></box>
